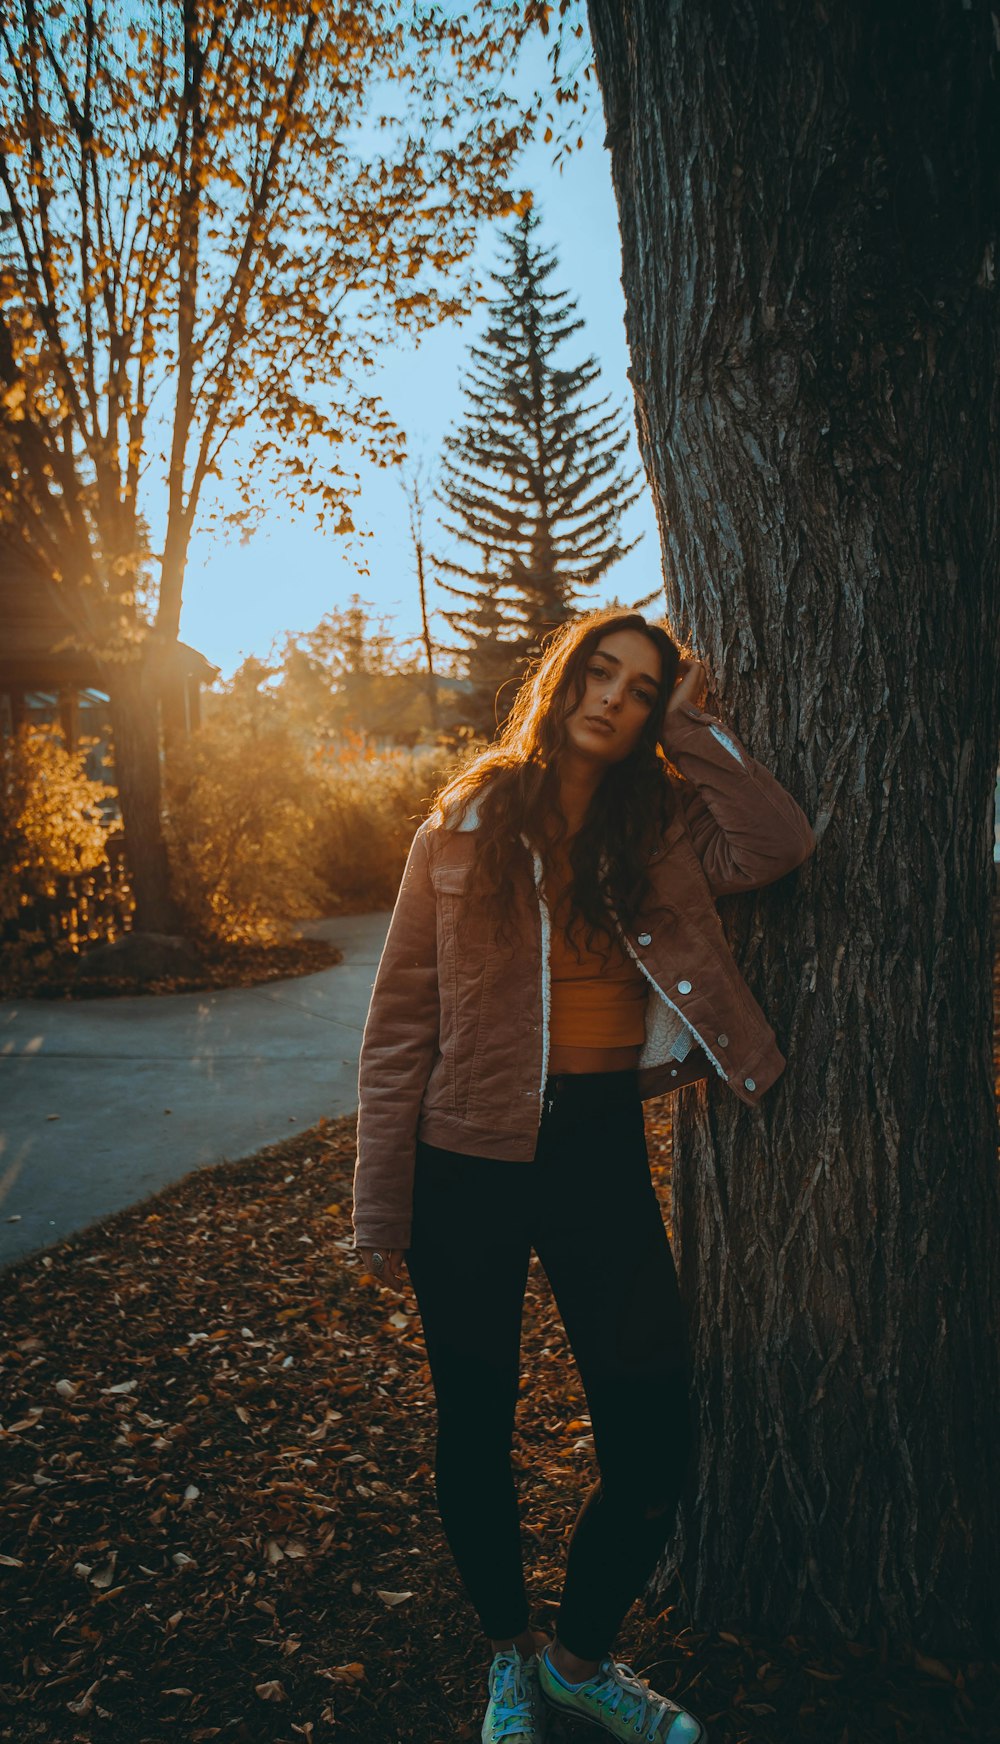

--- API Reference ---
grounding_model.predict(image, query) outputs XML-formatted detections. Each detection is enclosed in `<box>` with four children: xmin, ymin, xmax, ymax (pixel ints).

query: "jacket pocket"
<box><xmin>431</xmin><ymin>863</ymin><xmax>473</xmax><ymax>894</ymax></box>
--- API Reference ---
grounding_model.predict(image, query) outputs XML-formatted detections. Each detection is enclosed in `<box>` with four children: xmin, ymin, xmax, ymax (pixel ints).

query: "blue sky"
<box><xmin>177</xmin><ymin>29</ymin><xmax>663</xmax><ymax>683</ymax></box>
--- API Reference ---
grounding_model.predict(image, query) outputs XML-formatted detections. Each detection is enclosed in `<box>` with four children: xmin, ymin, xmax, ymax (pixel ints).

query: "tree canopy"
<box><xmin>0</xmin><ymin>0</ymin><xmax>556</xmax><ymax>926</ymax></box>
<box><xmin>0</xmin><ymin>0</ymin><xmax>544</xmax><ymax>663</ymax></box>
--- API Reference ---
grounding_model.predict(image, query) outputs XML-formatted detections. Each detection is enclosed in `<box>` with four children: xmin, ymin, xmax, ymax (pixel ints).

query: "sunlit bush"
<box><xmin>0</xmin><ymin>722</ymin><xmax>119</xmax><ymax>977</ymax></box>
<box><xmin>185</xmin><ymin>641</ymin><xmax>486</xmax><ymax>927</ymax></box>
<box><xmin>163</xmin><ymin>686</ymin><xmax>475</xmax><ymax>941</ymax></box>
<box><xmin>312</xmin><ymin>734</ymin><xmax>467</xmax><ymax>909</ymax></box>
<box><xmin>162</xmin><ymin>716</ymin><xmax>331</xmax><ymax>947</ymax></box>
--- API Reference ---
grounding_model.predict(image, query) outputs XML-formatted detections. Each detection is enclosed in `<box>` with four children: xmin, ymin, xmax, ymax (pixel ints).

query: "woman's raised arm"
<box><xmin>661</xmin><ymin>666</ymin><xmax>816</xmax><ymax>898</ymax></box>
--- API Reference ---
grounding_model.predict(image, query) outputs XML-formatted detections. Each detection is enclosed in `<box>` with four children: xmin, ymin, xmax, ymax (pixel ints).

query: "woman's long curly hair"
<box><xmin>429</xmin><ymin>607</ymin><xmax>686</xmax><ymax>957</ymax></box>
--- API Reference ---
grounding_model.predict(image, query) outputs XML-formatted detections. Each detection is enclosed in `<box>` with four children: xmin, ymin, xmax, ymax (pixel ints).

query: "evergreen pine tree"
<box><xmin>434</xmin><ymin>205</ymin><xmax>650</xmax><ymax>724</ymax></box>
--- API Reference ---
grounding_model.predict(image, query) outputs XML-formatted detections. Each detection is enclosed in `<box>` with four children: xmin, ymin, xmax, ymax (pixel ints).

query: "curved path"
<box><xmin>0</xmin><ymin>913</ymin><xmax>390</xmax><ymax>1272</ymax></box>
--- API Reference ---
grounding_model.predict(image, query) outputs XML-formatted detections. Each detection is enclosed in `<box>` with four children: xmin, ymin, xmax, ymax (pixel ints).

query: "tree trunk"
<box><xmin>586</xmin><ymin>0</ymin><xmax>1000</xmax><ymax>1654</ymax></box>
<box><xmin>105</xmin><ymin>651</ymin><xmax>181</xmax><ymax>935</ymax></box>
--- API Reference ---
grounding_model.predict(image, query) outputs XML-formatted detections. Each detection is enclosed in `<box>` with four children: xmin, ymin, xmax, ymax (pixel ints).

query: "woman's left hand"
<box><xmin>660</xmin><ymin>656</ymin><xmax>709</xmax><ymax>748</ymax></box>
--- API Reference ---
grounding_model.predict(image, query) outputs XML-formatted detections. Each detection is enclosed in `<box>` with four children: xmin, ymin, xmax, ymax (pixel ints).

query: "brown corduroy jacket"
<box><xmin>351</xmin><ymin>700</ymin><xmax>817</xmax><ymax>1251</ymax></box>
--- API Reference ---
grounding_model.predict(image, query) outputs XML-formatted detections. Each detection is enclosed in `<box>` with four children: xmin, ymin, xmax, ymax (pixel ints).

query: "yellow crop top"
<box><xmin>545</xmin><ymin>841</ymin><xmax>649</xmax><ymax>1049</ymax></box>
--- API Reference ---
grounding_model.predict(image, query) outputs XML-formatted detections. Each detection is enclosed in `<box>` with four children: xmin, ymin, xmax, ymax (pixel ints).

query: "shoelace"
<box><xmin>587</xmin><ymin>1656</ymin><xmax>683</xmax><ymax>1741</ymax></box>
<box><xmin>489</xmin><ymin>1653</ymin><xmax>541</xmax><ymax>1741</ymax></box>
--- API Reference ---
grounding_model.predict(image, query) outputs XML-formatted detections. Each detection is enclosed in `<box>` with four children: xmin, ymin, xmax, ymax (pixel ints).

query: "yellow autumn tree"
<box><xmin>0</xmin><ymin>0</ymin><xmax>547</xmax><ymax>936</ymax></box>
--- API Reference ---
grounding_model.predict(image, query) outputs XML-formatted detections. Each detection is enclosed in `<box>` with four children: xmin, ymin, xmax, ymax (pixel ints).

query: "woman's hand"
<box><xmin>661</xmin><ymin>656</ymin><xmax>709</xmax><ymax>747</ymax></box>
<box><xmin>358</xmin><ymin>1247</ymin><xmax>408</xmax><ymax>1288</ymax></box>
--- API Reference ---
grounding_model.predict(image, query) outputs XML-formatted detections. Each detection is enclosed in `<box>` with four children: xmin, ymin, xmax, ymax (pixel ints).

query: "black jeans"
<box><xmin>404</xmin><ymin>1069</ymin><xmax>694</xmax><ymax>1662</ymax></box>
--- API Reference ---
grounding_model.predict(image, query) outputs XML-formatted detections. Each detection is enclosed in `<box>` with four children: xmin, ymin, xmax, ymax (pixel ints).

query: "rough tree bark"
<box><xmin>586</xmin><ymin>0</ymin><xmax>1000</xmax><ymax>1654</ymax></box>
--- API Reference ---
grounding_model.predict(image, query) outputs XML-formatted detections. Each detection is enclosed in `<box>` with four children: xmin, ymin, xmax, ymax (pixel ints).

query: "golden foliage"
<box><xmin>0</xmin><ymin>721</ymin><xmax>121</xmax><ymax>984</ymax></box>
<box><xmin>0</xmin><ymin>723</ymin><xmax>113</xmax><ymax>928</ymax></box>
<box><xmin>162</xmin><ymin>697</ymin><xmax>467</xmax><ymax>940</ymax></box>
<box><xmin>312</xmin><ymin>735</ymin><xmax>464</xmax><ymax>909</ymax></box>
<box><xmin>0</xmin><ymin>0</ymin><xmax>558</xmax><ymax>641</ymax></box>
<box><xmin>162</xmin><ymin>714</ymin><xmax>330</xmax><ymax>949</ymax></box>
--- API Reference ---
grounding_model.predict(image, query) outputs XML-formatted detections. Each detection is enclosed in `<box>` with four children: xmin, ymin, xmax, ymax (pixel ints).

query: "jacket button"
<box><xmin>744</xmin><ymin>1077</ymin><xmax>756</xmax><ymax>1091</ymax></box>
<box><xmin>677</xmin><ymin>979</ymin><xmax>692</xmax><ymax>994</ymax></box>
<box><xmin>637</xmin><ymin>931</ymin><xmax>652</xmax><ymax>946</ymax></box>
<box><xmin>717</xmin><ymin>1033</ymin><xmax>728</xmax><ymax>1047</ymax></box>
<box><xmin>670</xmin><ymin>1068</ymin><xmax>678</xmax><ymax>1076</ymax></box>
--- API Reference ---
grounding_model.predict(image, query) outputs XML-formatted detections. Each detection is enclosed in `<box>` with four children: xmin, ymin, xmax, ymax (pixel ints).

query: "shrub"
<box><xmin>0</xmin><ymin>722</ymin><xmax>121</xmax><ymax>982</ymax></box>
<box><xmin>312</xmin><ymin>735</ymin><xmax>466</xmax><ymax>909</ymax></box>
<box><xmin>162</xmin><ymin>716</ymin><xmax>331</xmax><ymax>947</ymax></box>
<box><xmin>163</xmin><ymin>679</ymin><xmax>473</xmax><ymax>941</ymax></box>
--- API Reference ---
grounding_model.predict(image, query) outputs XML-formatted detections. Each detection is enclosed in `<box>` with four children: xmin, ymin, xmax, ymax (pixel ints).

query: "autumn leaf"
<box><xmin>254</xmin><ymin>1680</ymin><xmax>286</xmax><ymax>1701</ymax></box>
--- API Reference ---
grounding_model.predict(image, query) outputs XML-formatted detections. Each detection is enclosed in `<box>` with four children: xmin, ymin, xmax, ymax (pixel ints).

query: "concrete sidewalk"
<box><xmin>0</xmin><ymin>912</ymin><xmax>390</xmax><ymax>1272</ymax></box>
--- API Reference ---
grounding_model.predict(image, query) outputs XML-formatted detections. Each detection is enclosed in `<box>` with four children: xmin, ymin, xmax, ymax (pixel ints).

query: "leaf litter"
<box><xmin>1</xmin><ymin>984</ymin><xmax>999</xmax><ymax>1744</ymax></box>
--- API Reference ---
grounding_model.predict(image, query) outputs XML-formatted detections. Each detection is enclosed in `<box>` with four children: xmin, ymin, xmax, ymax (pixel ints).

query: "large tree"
<box><xmin>435</xmin><ymin>203</ymin><xmax>647</xmax><ymax>718</ymax></box>
<box><xmin>0</xmin><ymin>0</ymin><xmax>541</xmax><ymax>931</ymax></box>
<box><xmin>585</xmin><ymin>0</ymin><xmax>1000</xmax><ymax>1655</ymax></box>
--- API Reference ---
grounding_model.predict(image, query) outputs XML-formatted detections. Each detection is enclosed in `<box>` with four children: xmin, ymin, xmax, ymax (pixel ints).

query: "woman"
<box><xmin>352</xmin><ymin>608</ymin><xmax>816</xmax><ymax>1744</ymax></box>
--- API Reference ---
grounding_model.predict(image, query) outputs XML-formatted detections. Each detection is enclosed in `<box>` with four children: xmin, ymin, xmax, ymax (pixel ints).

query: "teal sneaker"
<box><xmin>537</xmin><ymin>1643</ymin><xmax>706</xmax><ymax>1742</ymax></box>
<box><xmin>482</xmin><ymin>1642</ymin><xmax>550</xmax><ymax>1743</ymax></box>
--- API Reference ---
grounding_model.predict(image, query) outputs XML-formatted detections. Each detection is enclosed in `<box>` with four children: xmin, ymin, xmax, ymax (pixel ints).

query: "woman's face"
<box><xmin>562</xmin><ymin>628</ymin><xmax>664</xmax><ymax>765</ymax></box>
